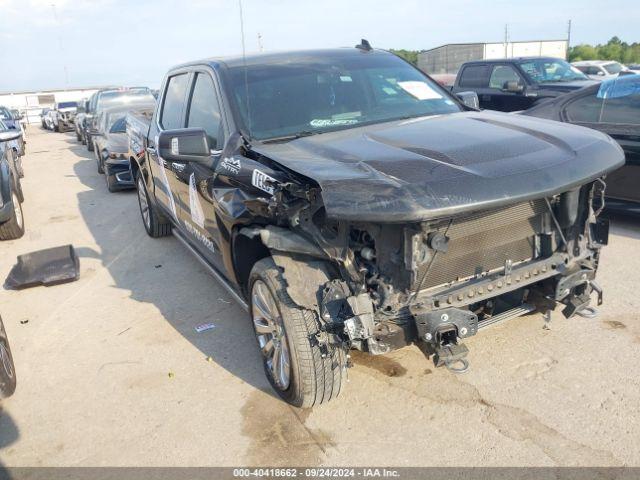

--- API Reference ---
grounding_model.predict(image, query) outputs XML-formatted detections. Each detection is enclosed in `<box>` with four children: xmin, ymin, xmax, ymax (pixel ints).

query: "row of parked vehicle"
<box><xmin>27</xmin><ymin>45</ymin><xmax>639</xmax><ymax>407</ymax></box>
<box><xmin>0</xmin><ymin>106</ymin><xmax>26</xmax><ymax>242</ymax></box>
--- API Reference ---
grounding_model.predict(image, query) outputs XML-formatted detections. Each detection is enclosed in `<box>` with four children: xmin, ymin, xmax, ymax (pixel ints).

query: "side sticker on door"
<box><xmin>189</xmin><ymin>173</ymin><xmax>206</xmax><ymax>229</ymax></box>
<box><xmin>155</xmin><ymin>134</ymin><xmax>178</xmax><ymax>220</ymax></box>
<box><xmin>252</xmin><ymin>169</ymin><xmax>276</xmax><ymax>195</ymax></box>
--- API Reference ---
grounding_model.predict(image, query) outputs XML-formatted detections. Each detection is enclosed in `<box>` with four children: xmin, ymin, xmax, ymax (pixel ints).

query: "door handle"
<box><xmin>146</xmin><ymin>146</ymin><xmax>156</xmax><ymax>155</ymax></box>
<box><xmin>171</xmin><ymin>162</ymin><xmax>186</xmax><ymax>172</ymax></box>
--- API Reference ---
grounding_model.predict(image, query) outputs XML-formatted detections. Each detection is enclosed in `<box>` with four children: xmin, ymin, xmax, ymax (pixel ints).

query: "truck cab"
<box><xmin>451</xmin><ymin>57</ymin><xmax>595</xmax><ymax>111</ymax></box>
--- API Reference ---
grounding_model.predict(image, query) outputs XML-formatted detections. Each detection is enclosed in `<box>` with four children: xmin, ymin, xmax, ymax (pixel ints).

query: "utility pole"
<box><xmin>566</xmin><ymin>19</ymin><xmax>572</xmax><ymax>58</ymax></box>
<box><xmin>504</xmin><ymin>24</ymin><xmax>509</xmax><ymax>58</ymax></box>
<box><xmin>51</xmin><ymin>3</ymin><xmax>69</xmax><ymax>88</ymax></box>
<box><xmin>257</xmin><ymin>33</ymin><xmax>264</xmax><ymax>52</ymax></box>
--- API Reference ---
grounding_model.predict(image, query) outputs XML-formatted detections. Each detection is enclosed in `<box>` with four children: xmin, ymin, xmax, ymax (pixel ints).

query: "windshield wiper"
<box><xmin>261</xmin><ymin>130</ymin><xmax>318</xmax><ymax>144</ymax></box>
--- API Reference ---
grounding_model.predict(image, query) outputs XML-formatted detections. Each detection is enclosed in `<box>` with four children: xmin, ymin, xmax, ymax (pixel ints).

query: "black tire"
<box><xmin>105</xmin><ymin>171</ymin><xmax>117</xmax><ymax>192</ymax></box>
<box><xmin>0</xmin><ymin>316</ymin><xmax>17</xmax><ymax>398</ymax></box>
<box><xmin>97</xmin><ymin>154</ymin><xmax>104</xmax><ymax>174</ymax></box>
<box><xmin>15</xmin><ymin>155</ymin><xmax>24</xmax><ymax>179</ymax></box>
<box><xmin>54</xmin><ymin>123</ymin><xmax>59</xmax><ymax>132</ymax></box>
<box><xmin>136</xmin><ymin>173</ymin><xmax>171</xmax><ymax>237</ymax></box>
<box><xmin>0</xmin><ymin>185</ymin><xmax>25</xmax><ymax>241</ymax></box>
<box><xmin>248</xmin><ymin>257</ymin><xmax>347</xmax><ymax>408</ymax></box>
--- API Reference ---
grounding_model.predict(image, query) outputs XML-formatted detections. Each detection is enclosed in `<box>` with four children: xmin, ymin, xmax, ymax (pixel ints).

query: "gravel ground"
<box><xmin>0</xmin><ymin>129</ymin><xmax>639</xmax><ymax>467</ymax></box>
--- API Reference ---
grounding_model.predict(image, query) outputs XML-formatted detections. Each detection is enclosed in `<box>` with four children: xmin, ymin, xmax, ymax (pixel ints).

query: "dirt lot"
<box><xmin>0</xmin><ymin>129</ymin><xmax>639</xmax><ymax>467</ymax></box>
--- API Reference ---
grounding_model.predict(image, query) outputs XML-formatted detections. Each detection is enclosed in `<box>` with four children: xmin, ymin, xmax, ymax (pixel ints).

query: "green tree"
<box><xmin>568</xmin><ymin>37</ymin><xmax>640</xmax><ymax>64</ymax></box>
<box><xmin>389</xmin><ymin>49</ymin><xmax>420</xmax><ymax>66</ymax></box>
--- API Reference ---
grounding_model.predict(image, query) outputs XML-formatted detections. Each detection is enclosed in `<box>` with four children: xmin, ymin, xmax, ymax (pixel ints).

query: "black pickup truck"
<box><xmin>451</xmin><ymin>57</ymin><xmax>596</xmax><ymax>111</ymax></box>
<box><xmin>129</xmin><ymin>45</ymin><xmax>623</xmax><ymax>407</ymax></box>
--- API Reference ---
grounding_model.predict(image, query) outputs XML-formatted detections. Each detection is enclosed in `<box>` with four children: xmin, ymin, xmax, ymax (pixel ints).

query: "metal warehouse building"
<box><xmin>418</xmin><ymin>40</ymin><xmax>568</xmax><ymax>75</ymax></box>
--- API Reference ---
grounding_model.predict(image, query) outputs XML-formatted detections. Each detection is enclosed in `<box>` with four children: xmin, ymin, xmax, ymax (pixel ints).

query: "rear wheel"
<box><xmin>136</xmin><ymin>174</ymin><xmax>171</xmax><ymax>237</ymax></box>
<box><xmin>0</xmin><ymin>316</ymin><xmax>16</xmax><ymax>398</ymax></box>
<box><xmin>97</xmin><ymin>153</ymin><xmax>104</xmax><ymax>174</ymax></box>
<box><xmin>0</xmin><ymin>187</ymin><xmax>25</xmax><ymax>241</ymax></box>
<box><xmin>105</xmin><ymin>170</ymin><xmax>117</xmax><ymax>192</ymax></box>
<box><xmin>249</xmin><ymin>258</ymin><xmax>347</xmax><ymax>407</ymax></box>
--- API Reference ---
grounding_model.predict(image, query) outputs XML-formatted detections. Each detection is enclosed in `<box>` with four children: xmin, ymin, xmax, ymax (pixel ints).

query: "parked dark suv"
<box><xmin>451</xmin><ymin>57</ymin><xmax>596</xmax><ymax>111</ymax></box>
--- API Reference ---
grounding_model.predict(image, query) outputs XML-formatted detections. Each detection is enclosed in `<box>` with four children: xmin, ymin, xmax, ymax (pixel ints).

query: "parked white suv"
<box><xmin>572</xmin><ymin>60</ymin><xmax>628</xmax><ymax>80</ymax></box>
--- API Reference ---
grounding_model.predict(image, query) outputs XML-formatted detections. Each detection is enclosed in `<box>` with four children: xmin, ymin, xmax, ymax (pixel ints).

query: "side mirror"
<box><xmin>455</xmin><ymin>91</ymin><xmax>480</xmax><ymax>109</ymax></box>
<box><xmin>503</xmin><ymin>81</ymin><xmax>524</xmax><ymax>93</ymax></box>
<box><xmin>597</xmin><ymin>71</ymin><xmax>605</xmax><ymax>76</ymax></box>
<box><xmin>158</xmin><ymin>128</ymin><xmax>210</xmax><ymax>163</ymax></box>
<box><xmin>0</xmin><ymin>131</ymin><xmax>22</xmax><ymax>143</ymax></box>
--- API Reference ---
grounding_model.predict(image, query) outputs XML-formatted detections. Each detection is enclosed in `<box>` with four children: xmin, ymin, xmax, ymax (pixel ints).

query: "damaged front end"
<box><xmin>242</xmin><ymin>175</ymin><xmax>610</xmax><ymax>372</ymax></box>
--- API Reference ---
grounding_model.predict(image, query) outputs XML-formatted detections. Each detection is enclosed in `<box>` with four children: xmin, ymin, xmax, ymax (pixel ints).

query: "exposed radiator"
<box><xmin>416</xmin><ymin>200</ymin><xmax>547</xmax><ymax>290</ymax></box>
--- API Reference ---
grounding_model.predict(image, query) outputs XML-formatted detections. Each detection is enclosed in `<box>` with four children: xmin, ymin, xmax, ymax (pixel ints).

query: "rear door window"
<box><xmin>458</xmin><ymin>65</ymin><xmax>489</xmax><ymax>88</ymax></box>
<box><xmin>160</xmin><ymin>73</ymin><xmax>190</xmax><ymax>130</ymax></box>
<box><xmin>600</xmin><ymin>77</ymin><xmax>640</xmax><ymax>125</ymax></box>
<box><xmin>565</xmin><ymin>93</ymin><xmax>604</xmax><ymax>122</ymax></box>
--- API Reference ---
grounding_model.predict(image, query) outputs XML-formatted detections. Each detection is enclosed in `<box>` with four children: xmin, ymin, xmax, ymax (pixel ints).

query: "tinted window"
<box><xmin>160</xmin><ymin>74</ymin><xmax>189</xmax><ymax>130</ymax></box>
<box><xmin>0</xmin><ymin>107</ymin><xmax>11</xmax><ymax>120</ymax></box>
<box><xmin>489</xmin><ymin>66</ymin><xmax>521</xmax><ymax>89</ymax></box>
<box><xmin>187</xmin><ymin>73</ymin><xmax>223</xmax><ymax>149</ymax></box>
<box><xmin>565</xmin><ymin>94</ymin><xmax>604</xmax><ymax>122</ymax></box>
<box><xmin>109</xmin><ymin>117</ymin><xmax>127</xmax><ymax>133</ymax></box>
<box><xmin>601</xmin><ymin>76</ymin><xmax>640</xmax><ymax>125</ymax></box>
<box><xmin>230</xmin><ymin>54</ymin><xmax>461</xmax><ymax>141</ymax></box>
<box><xmin>57</xmin><ymin>102</ymin><xmax>77</xmax><ymax>109</ymax></box>
<box><xmin>459</xmin><ymin>65</ymin><xmax>489</xmax><ymax>88</ymax></box>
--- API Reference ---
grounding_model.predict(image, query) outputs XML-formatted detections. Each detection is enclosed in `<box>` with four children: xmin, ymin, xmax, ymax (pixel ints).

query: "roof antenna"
<box><xmin>238</xmin><ymin>0</ymin><xmax>252</xmax><ymax>137</ymax></box>
<box><xmin>355</xmin><ymin>39</ymin><xmax>372</xmax><ymax>51</ymax></box>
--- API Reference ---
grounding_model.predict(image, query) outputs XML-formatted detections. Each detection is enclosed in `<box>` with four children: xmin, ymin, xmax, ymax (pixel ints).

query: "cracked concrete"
<box><xmin>0</xmin><ymin>129</ymin><xmax>639</xmax><ymax>467</ymax></box>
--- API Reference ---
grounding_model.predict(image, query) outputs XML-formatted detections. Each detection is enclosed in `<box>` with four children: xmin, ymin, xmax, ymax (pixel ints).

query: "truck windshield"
<box><xmin>603</xmin><ymin>63</ymin><xmax>624</xmax><ymax>75</ymax></box>
<box><xmin>98</xmin><ymin>91</ymin><xmax>155</xmax><ymax>110</ymax></box>
<box><xmin>228</xmin><ymin>53</ymin><xmax>461</xmax><ymax>141</ymax></box>
<box><xmin>518</xmin><ymin>59</ymin><xmax>589</xmax><ymax>83</ymax></box>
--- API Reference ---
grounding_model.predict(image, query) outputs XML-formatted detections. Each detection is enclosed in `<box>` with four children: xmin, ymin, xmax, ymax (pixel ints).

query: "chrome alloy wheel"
<box><xmin>251</xmin><ymin>280</ymin><xmax>291</xmax><ymax>390</ymax></box>
<box><xmin>12</xmin><ymin>192</ymin><xmax>22</xmax><ymax>229</ymax></box>
<box><xmin>137</xmin><ymin>177</ymin><xmax>151</xmax><ymax>230</ymax></box>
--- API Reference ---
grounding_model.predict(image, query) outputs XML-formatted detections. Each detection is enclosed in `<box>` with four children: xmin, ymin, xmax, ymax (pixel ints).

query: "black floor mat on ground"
<box><xmin>5</xmin><ymin>245</ymin><xmax>80</xmax><ymax>290</ymax></box>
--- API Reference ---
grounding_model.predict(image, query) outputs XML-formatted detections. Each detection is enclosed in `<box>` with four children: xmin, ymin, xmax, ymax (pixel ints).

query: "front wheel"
<box><xmin>136</xmin><ymin>174</ymin><xmax>171</xmax><ymax>238</ymax></box>
<box><xmin>249</xmin><ymin>258</ymin><xmax>347</xmax><ymax>408</ymax></box>
<box><xmin>0</xmin><ymin>316</ymin><xmax>16</xmax><ymax>398</ymax></box>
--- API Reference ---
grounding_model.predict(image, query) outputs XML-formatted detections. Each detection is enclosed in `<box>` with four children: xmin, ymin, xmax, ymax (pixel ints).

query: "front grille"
<box><xmin>416</xmin><ymin>200</ymin><xmax>547</xmax><ymax>290</ymax></box>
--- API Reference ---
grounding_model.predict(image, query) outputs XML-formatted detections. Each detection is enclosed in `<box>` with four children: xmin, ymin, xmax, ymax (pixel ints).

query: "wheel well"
<box><xmin>130</xmin><ymin>158</ymin><xmax>140</xmax><ymax>179</ymax></box>
<box><xmin>232</xmin><ymin>230</ymin><xmax>270</xmax><ymax>295</ymax></box>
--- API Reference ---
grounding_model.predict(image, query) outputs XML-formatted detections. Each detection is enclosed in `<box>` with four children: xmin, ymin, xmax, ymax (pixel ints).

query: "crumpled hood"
<box><xmin>252</xmin><ymin>110</ymin><xmax>625</xmax><ymax>222</ymax></box>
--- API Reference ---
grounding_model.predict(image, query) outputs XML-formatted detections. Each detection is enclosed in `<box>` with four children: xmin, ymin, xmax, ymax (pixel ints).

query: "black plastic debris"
<box><xmin>5</xmin><ymin>245</ymin><xmax>80</xmax><ymax>290</ymax></box>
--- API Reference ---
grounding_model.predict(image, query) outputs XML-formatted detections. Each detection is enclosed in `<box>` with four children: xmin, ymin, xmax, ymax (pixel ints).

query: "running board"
<box><xmin>172</xmin><ymin>229</ymin><xmax>249</xmax><ymax>311</ymax></box>
<box><xmin>478</xmin><ymin>303</ymin><xmax>536</xmax><ymax>329</ymax></box>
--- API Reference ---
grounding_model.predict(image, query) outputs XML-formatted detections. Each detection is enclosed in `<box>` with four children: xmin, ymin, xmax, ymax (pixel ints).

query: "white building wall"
<box><xmin>0</xmin><ymin>88</ymin><xmax>101</xmax><ymax>124</ymax></box>
<box><xmin>484</xmin><ymin>40</ymin><xmax>567</xmax><ymax>60</ymax></box>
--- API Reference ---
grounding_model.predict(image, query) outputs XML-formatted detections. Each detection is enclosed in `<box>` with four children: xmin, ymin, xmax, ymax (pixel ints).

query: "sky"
<box><xmin>0</xmin><ymin>0</ymin><xmax>638</xmax><ymax>92</ymax></box>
